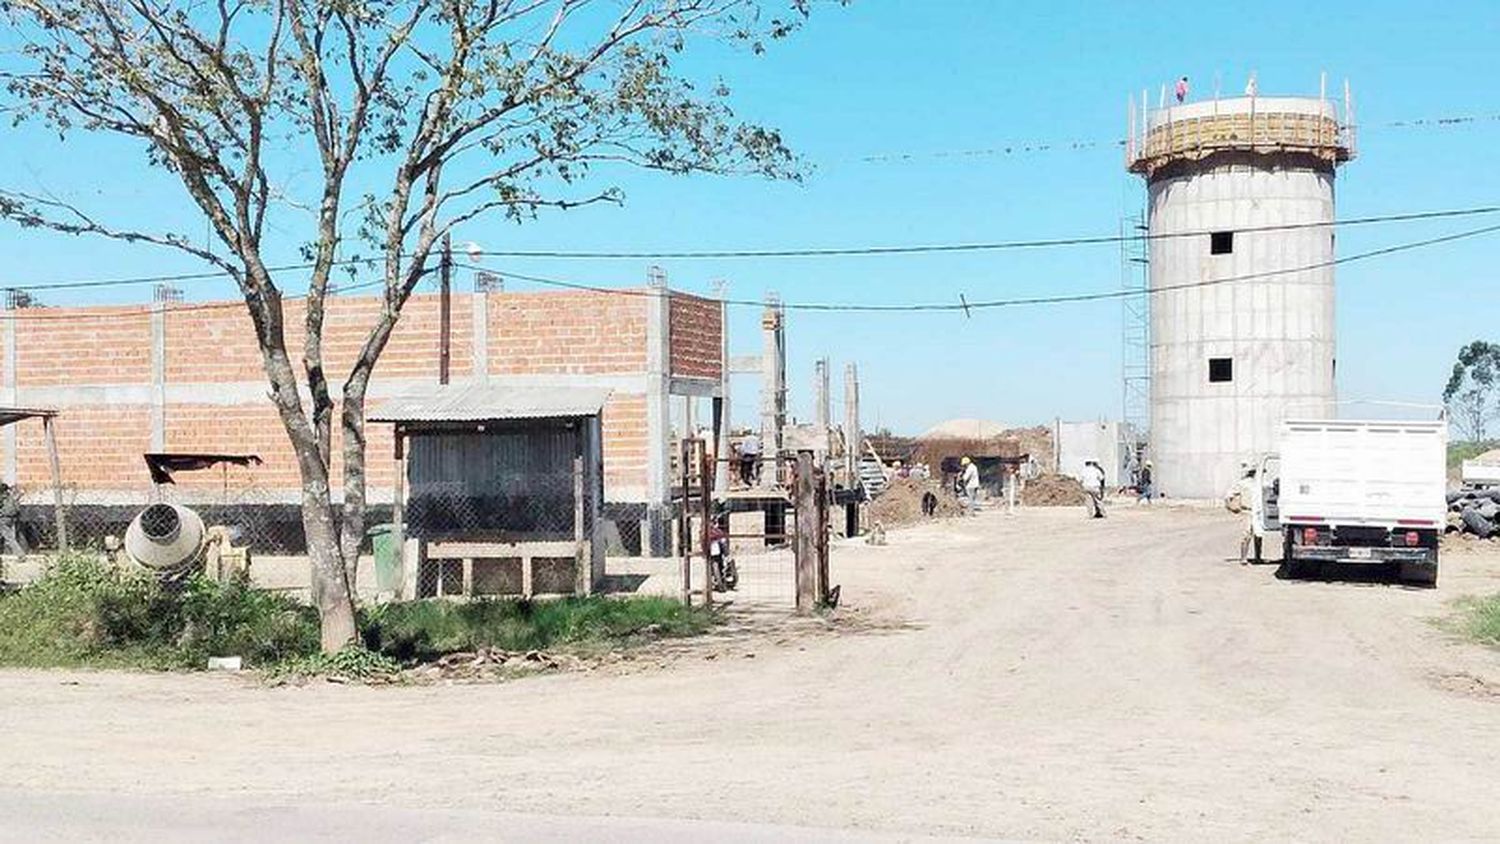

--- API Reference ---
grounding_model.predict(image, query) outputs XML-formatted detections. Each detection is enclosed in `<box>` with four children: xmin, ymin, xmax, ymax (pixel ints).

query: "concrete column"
<box><xmin>843</xmin><ymin>362</ymin><xmax>860</xmax><ymax>488</ymax></box>
<box><xmin>813</xmin><ymin>357</ymin><xmax>830</xmax><ymax>456</ymax></box>
<box><xmin>2</xmin><ymin>307</ymin><xmax>16</xmax><ymax>484</ymax></box>
<box><xmin>643</xmin><ymin>269</ymin><xmax>672</xmax><ymax>554</ymax></box>
<box><xmin>711</xmin><ymin>280</ymin><xmax>731</xmax><ymax>495</ymax></box>
<box><xmin>471</xmin><ymin>283</ymin><xmax>490</xmax><ymax>383</ymax></box>
<box><xmin>149</xmin><ymin>290</ymin><xmax>169</xmax><ymax>452</ymax></box>
<box><xmin>758</xmin><ymin>294</ymin><xmax>785</xmax><ymax>488</ymax></box>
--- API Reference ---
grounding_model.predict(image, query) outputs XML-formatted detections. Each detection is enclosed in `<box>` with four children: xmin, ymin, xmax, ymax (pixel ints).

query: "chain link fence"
<box><xmin>408</xmin><ymin>464</ymin><xmax>591</xmax><ymax>600</ymax></box>
<box><xmin>12</xmin><ymin>480</ymin><xmax>330</xmax><ymax>557</ymax></box>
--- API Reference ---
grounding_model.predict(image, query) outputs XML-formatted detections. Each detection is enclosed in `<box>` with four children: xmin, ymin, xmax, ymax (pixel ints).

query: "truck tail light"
<box><xmin>1404</xmin><ymin>531</ymin><xmax>1420</xmax><ymax>547</ymax></box>
<box><xmin>1302</xmin><ymin>527</ymin><xmax>1320</xmax><ymax>546</ymax></box>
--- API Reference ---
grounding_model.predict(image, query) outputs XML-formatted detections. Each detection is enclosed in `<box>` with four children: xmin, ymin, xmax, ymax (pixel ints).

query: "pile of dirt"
<box><xmin>1002</xmin><ymin>425</ymin><xmax>1054</xmax><ymax>468</ymax></box>
<box><xmin>869</xmin><ymin>477</ymin><xmax>963</xmax><ymax>526</ymax></box>
<box><xmin>1021</xmin><ymin>473</ymin><xmax>1086</xmax><ymax>506</ymax></box>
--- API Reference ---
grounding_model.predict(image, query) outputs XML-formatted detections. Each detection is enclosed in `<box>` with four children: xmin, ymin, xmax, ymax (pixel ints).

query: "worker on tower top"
<box><xmin>1175</xmin><ymin>76</ymin><xmax>1189</xmax><ymax>103</ymax></box>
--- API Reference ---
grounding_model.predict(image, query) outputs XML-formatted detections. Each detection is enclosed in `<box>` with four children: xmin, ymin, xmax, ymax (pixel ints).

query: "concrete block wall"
<box><xmin>0</xmin><ymin>287</ymin><xmax>723</xmax><ymax>515</ymax></box>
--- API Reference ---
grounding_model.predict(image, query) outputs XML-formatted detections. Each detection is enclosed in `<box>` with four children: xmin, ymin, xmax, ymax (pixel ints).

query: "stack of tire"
<box><xmin>1448</xmin><ymin>489</ymin><xmax>1500</xmax><ymax>539</ymax></box>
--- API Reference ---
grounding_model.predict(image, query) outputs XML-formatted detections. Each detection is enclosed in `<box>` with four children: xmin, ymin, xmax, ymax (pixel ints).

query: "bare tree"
<box><xmin>0</xmin><ymin>0</ymin><xmax>826</xmax><ymax>650</ymax></box>
<box><xmin>1444</xmin><ymin>341</ymin><xmax>1500</xmax><ymax>443</ymax></box>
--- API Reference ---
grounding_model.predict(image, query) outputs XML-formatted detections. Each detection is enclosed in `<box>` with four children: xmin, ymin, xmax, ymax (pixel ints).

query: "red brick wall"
<box><xmin>16</xmin><ymin>405</ymin><xmax>152</xmax><ymax>493</ymax></box>
<box><xmin>18</xmin><ymin>307</ymin><xmax>153</xmax><ymax>387</ymax></box>
<box><xmin>3</xmin><ymin>287</ymin><xmax>720</xmax><ymax>503</ymax></box>
<box><xmin>601</xmin><ymin>392</ymin><xmax>647</xmax><ymax>496</ymax></box>
<box><xmin>488</xmin><ymin>290</ymin><xmax>647</xmax><ymax>375</ymax></box>
<box><xmin>669</xmin><ymin>293</ymin><xmax>722</xmax><ymax>380</ymax></box>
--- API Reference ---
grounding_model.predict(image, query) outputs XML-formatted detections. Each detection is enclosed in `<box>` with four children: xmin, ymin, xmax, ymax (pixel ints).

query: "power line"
<box><xmin>0</xmin><ymin>277</ymin><xmax>389</xmax><ymax>321</ymax></box>
<box><xmin>7</xmin><ymin>203</ymin><xmax>1499</xmax><ymax>293</ymax></box>
<box><xmin>5</xmin><ymin>220</ymin><xmax>1494</xmax><ymax>322</ymax></box>
<box><xmin>464</xmin><ymin>206</ymin><xmax>1500</xmax><ymax>261</ymax></box>
<box><xmin>8</xmin><ymin>256</ymin><xmax>399</xmax><ymax>293</ymax></box>
<box><xmin>464</xmin><ymin>222</ymin><xmax>1500</xmax><ymax>313</ymax></box>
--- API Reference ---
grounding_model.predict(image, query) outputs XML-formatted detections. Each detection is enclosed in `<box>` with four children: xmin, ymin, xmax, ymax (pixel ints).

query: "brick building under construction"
<box><xmin>1</xmin><ymin>279</ymin><xmax>725</xmax><ymax>553</ymax></box>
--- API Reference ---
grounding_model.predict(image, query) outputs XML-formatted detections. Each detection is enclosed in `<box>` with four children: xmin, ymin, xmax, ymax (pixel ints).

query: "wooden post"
<box><xmin>42</xmin><ymin>416</ymin><xmax>65</xmax><ymax>553</ymax></box>
<box><xmin>679</xmin><ymin>439</ymin><xmax>692</xmax><ymax>605</ymax></box>
<box><xmin>439</xmin><ymin>234</ymin><xmax>452</xmax><ymax>385</ymax></box>
<box><xmin>815</xmin><ymin>467</ymin><xmax>829</xmax><ymax>603</ymax></box>
<box><xmin>393</xmin><ymin>429</ymin><xmax>410</xmax><ymax>598</ymax></box>
<box><xmin>794</xmin><ymin>450</ymin><xmax>818</xmax><ymax>612</ymax></box>
<box><xmin>700</xmin><ymin>443</ymin><xmax>713</xmax><ymax>609</ymax></box>
<box><xmin>573</xmin><ymin>454</ymin><xmax>588</xmax><ymax>596</ymax></box>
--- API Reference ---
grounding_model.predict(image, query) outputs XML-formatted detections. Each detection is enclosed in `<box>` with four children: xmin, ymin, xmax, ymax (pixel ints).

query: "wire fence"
<box><xmin>408</xmin><ymin>464</ymin><xmax>593</xmax><ymax>600</ymax></box>
<box><xmin>2</xmin><ymin>450</ymin><xmax>820</xmax><ymax>614</ymax></box>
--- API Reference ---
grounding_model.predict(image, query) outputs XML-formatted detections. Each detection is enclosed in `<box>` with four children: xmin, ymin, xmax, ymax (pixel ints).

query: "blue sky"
<box><xmin>2</xmin><ymin>0</ymin><xmax>1497</xmax><ymax>433</ymax></box>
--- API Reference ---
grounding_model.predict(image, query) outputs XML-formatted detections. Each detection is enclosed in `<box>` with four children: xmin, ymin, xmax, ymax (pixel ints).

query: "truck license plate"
<box><xmin>1349</xmin><ymin>547</ymin><xmax>1373</xmax><ymax>560</ymax></box>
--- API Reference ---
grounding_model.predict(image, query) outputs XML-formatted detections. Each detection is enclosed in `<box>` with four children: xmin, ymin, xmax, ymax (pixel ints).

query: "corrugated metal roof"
<box><xmin>369</xmin><ymin>384</ymin><xmax>610</xmax><ymax>423</ymax></box>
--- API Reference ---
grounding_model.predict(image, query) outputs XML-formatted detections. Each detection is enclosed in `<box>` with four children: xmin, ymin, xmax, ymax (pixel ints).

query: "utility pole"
<box><xmin>439</xmin><ymin>233</ymin><xmax>452</xmax><ymax>385</ymax></box>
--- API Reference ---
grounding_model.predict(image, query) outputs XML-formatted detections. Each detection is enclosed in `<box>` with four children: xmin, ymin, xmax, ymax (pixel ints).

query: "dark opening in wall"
<box><xmin>1210</xmin><ymin>231</ymin><xmax>1234</xmax><ymax>255</ymax></box>
<box><xmin>1209</xmin><ymin>357</ymin><xmax>1233</xmax><ymax>383</ymax></box>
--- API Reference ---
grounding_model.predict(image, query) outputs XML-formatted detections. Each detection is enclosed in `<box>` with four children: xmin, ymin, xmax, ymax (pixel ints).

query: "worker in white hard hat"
<box><xmin>960</xmin><ymin>456</ymin><xmax>981</xmax><ymax>515</ymax></box>
<box><xmin>1137</xmin><ymin>460</ymin><xmax>1154</xmax><ymax>504</ymax></box>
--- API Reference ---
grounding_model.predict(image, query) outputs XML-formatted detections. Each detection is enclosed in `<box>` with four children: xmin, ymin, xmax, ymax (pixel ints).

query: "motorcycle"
<box><xmin>707</xmin><ymin>523</ymin><xmax>739</xmax><ymax>592</ymax></box>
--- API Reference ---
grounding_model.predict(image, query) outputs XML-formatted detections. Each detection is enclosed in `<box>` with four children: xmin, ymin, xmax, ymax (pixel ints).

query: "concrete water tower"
<box><xmin>1126</xmin><ymin>79</ymin><xmax>1355</xmax><ymax>499</ymax></box>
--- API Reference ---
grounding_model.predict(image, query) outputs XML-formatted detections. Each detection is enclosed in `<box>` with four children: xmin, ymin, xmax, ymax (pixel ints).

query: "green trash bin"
<box><xmin>368</xmin><ymin>524</ymin><xmax>400</xmax><ymax>593</ymax></box>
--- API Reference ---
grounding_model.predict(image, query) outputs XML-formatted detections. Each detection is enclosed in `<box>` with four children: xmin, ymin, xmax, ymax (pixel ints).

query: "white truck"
<box><xmin>1271</xmin><ymin>418</ymin><xmax>1448</xmax><ymax>586</ymax></box>
<box><xmin>1461</xmin><ymin>457</ymin><xmax>1500</xmax><ymax>490</ymax></box>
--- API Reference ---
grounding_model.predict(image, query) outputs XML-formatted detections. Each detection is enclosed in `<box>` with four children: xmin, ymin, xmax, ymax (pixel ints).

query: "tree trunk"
<box><xmin>251</xmin><ymin>299</ymin><xmax>358</xmax><ymax>653</ymax></box>
<box><xmin>303</xmin><ymin>476</ymin><xmax>358</xmax><ymax>651</ymax></box>
<box><xmin>338</xmin><ymin>393</ymin><xmax>369</xmax><ymax>579</ymax></box>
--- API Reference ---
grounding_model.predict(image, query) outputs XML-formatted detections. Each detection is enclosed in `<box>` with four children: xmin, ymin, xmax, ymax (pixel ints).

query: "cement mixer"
<box><xmin>124</xmin><ymin>503</ymin><xmax>208</xmax><ymax>574</ymax></box>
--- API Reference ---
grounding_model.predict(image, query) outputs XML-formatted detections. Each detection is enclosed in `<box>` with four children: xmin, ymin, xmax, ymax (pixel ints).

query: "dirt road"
<box><xmin>4</xmin><ymin>506</ymin><xmax>1500</xmax><ymax>840</ymax></box>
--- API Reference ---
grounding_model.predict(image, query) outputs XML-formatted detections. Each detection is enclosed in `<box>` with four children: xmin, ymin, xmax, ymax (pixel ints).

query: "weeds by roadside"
<box><xmin>360</xmin><ymin>594</ymin><xmax>713</xmax><ymax>662</ymax></box>
<box><xmin>1452</xmin><ymin>593</ymin><xmax>1500</xmax><ymax>648</ymax></box>
<box><xmin>0</xmin><ymin>554</ymin><xmax>716</xmax><ymax>677</ymax></box>
<box><xmin>0</xmin><ymin>554</ymin><xmax>317</xmax><ymax>669</ymax></box>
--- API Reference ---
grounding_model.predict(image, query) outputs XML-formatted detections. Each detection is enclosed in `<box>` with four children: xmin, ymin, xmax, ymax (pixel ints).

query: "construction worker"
<box><xmin>0</xmin><ymin>482</ymin><xmax>26</xmax><ymax>556</ymax></box>
<box><xmin>1138</xmin><ymin>460</ymin><xmax>1154</xmax><ymax>503</ymax></box>
<box><xmin>1228</xmin><ymin>461</ymin><xmax>1264</xmax><ymax>564</ymax></box>
<box><xmin>1004</xmin><ymin>463</ymin><xmax>1018</xmax><ymax>514</ymax></box>
<box><xmin>1175</xmin><ymin>76</ymin><xmax>1189</xmax><ymax>103</ymax></box>
<box><xmin>960</xmin><ymin>456</ymin><xmax>981</xmax><ymax>515</ymax></box>
<box><xmin>1081</xmin><ymin>460</ymin><xmax>1106</xmax><ymax>518</ymax></box>
<box><xmin>739</xmin><ymin>433</ymin><xmax>761</xmax><ymax>487</ymax></box>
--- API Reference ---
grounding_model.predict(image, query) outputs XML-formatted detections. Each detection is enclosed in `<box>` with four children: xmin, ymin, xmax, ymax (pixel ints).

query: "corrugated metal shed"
<box><xmin>369</xmin><ymin>384</ymin><xmax>610</xmax><ymax>423</ymax></box>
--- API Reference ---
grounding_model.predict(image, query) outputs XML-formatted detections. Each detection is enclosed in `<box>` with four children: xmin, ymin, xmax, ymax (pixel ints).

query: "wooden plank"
<box><xmin>42</xmin><ymin>417</ymin><xmax>66</xmax><ymax>553</ymax></box>
<box><xmin>425</xmin><ymin>540</ymin><xmax>576</xmax><ymax>558</ymax></box>
<box><xmin>573</xmin><ymin>455</ymin><xmax>589</xmax><ymax>596</ymax></box>
<box><xmin>392</xmin><ymin>431</ymin><xmax>412</xmax><ymax>598</ymax></box>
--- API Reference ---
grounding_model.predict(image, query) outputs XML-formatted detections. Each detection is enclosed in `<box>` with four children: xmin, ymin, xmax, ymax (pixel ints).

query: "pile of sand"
<box><xmin>869</xmin><ymin>477</ymin><xmax>964</xmax><ymax>526</ymax></box>
<box><xmin>1020</xmin><ymin>474</ymin><xmax>1086</xmax><ymax>506</ymax></box>
<box><xmin>1001</xmin><ymin>425</ymin><xmax>1054</xmax><ymax>468</ymax></box>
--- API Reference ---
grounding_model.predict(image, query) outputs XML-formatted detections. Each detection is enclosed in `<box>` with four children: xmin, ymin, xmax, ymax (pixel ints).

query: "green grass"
<box><xmin>1453</xmin><ymin>593</ymin><xmax>1500</xmax><ymax>648</ymax></box>
<box><xmin>0</xmin><ymin>554</ymin><xmax>318</xmax><ymax>670</ymax></box>
<box><xmin>0</xmin><ymin>554</ymin><xmax>714</xmax><ymax>672</ymax></box>
<box><xmin>359</xmin><ymin>595</ymin><xmax>714</xmax><ymax>662</ymax></box>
